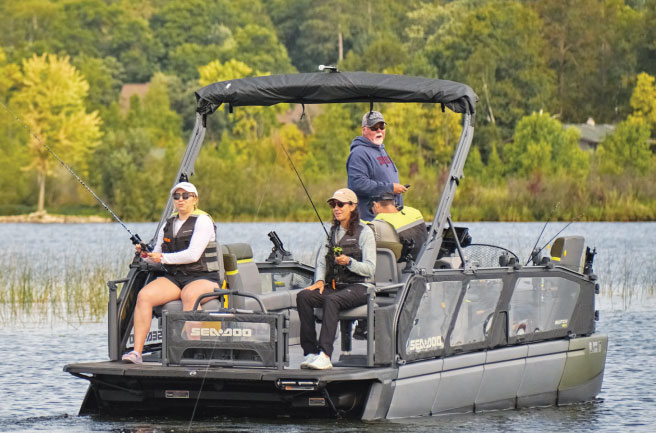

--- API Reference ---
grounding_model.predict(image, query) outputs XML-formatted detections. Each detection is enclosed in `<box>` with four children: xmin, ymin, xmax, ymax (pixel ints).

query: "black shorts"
<box><xmin>162</xmin><ymin>272</ymin><xmax>220</xmax><ymax>289</ymax></box>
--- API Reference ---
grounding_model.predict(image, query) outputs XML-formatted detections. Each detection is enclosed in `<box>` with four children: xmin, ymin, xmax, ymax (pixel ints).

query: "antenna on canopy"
<box><xmin>318</xmin><ymin>64</ymin><xmax>338</xmax><ymax>72</ymax></box>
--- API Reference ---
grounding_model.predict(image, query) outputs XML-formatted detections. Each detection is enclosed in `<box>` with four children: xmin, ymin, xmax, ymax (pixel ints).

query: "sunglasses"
<box><xmin>329</xmin><ymin>201</ymin><xmax>353</xmax><ymax>209</ymax></box>
<box><xmin>368</xmin><ymin>124</ymin><xmax>385</xmax><ymax>131</ymax></box>
<box><xmin>172</xmin><ymin>192</ymin><xmax>195</xmax><ymax>200</ymax></box>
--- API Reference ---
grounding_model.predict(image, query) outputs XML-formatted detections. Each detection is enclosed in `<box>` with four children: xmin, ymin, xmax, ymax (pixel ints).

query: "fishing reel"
<box><xmin>131</xmin><ymin>234</ymin><xmax>153</xmax><ymax>258</ymax></box>
<box><xmin>333</xmin><ymin>246</ymin><xmax>343</xmax><ymax>256</ymax></box>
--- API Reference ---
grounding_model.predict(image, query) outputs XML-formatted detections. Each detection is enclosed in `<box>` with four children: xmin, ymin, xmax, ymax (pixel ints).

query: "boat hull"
<box><xmin>65</xmin><ymin>334</ymin><xmax>607</xmax><ymax>419</ymax></box>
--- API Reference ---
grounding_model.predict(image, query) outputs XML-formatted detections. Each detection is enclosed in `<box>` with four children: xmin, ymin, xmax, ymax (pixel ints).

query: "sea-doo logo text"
<box><xmin>408</xmin><ymin>335</ymin><xmax>444</xmax><ymax>353</ymax></box>
<box><xmin>190</xmin><ymin>327</ymin><xmax>253</xmax><ymax>338</ymax></box>
<box><xmin>129</xmin><ymin>330</ymin><xmax>162</xmax><ymax>345</ymax></box>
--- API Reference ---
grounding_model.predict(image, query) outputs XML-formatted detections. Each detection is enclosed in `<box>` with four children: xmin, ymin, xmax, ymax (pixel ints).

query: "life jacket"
<box><xmin>161</xmin><ymin>209</ymin><xmax>220</xmax><ymax>275</ymax></box>
<box><xmin>325</xmin><ymin>223</ymin><xmax>365</xmax><ymax>286</ymax></box>
<box><xmin>374</xmin><ymin>206</ymin><xmax>427</xmax><ymax>260</ymax></box>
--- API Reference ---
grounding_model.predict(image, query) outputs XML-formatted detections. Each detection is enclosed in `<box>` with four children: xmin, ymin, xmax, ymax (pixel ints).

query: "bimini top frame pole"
<box><xmin>414</xmin><ymin>111</ymin><xmax>475</xmax><ymax>272</ymax></box>
<box><xmin>152</xmin><ymin>113</ymin><xmax>207</xmax><ymax>245</ymax></box>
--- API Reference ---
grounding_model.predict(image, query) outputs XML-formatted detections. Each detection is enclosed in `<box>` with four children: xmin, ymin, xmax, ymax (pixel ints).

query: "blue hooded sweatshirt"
<box><xmin>346</xmin><ymin>136</ymin><xmax>403</xmax><ymax>221</ymax></box>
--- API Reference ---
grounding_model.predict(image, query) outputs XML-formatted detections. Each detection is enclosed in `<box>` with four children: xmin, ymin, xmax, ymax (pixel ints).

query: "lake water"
<box><xmin>0</xmin><ymin>221</ymin><xmax>655</xmax><ymax>432</ymax></box>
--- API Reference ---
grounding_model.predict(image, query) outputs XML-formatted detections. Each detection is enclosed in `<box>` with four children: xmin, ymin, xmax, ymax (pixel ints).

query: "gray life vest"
<box><xmin>325</xmin><ymin>223</ymin><xmax>365</xmax><ymax>286</ymax></box>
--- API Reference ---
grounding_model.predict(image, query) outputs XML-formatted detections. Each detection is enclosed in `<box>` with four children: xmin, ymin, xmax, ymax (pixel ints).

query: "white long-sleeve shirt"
<box><xmin>150</xmin><ymin>214</ymin><xmax>216</xmax><ymax>265</ymax></box>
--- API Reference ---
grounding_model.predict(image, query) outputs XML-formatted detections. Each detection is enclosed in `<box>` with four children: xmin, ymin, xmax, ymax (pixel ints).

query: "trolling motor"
<box><xmin>266</xmin><ymin>231</ymin><xmax>294</xmax><ymax>263</ymax></box>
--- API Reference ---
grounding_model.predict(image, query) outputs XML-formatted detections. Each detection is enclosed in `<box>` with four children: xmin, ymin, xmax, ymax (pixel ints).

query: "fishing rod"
<box><xmin>0</xmin><ymin>101</ymin><xmax>152</xmax><ymax>253</ymax></box>
<box><xmin>277</xmin><ymin>141</ymin><xmax>342</xmax><ymax>254</ymax></box>
<box><xmin>525</xmin><ymin>202</ymin><xmax>560</xmax><ymax>266</ymax></box>
<box><xmin>527</xmin><ymin>219</ymin><xmax>578</xmax><ymax>266</ymax></box>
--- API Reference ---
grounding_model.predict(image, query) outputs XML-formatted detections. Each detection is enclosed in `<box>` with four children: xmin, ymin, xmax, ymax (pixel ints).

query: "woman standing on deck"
<box><xmin>122</xmin><ymin>182</ymin><xmax>220</xmax><ymax>364</ymax></box>
<box><xmin>296</xmin><ymin>188</ymin><xmax>376</xmax><ymax>370</ymax></box>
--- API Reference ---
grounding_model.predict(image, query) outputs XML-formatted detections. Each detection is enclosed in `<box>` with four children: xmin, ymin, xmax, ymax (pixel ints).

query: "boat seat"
<box><xmin>375</xmin><ymin>247</ymin><xmax>401</xmax><ymax>285</ymax></box>
<box><xmin>224</xmin><ymin>243</ymin><xmax>262</xmax><ymax>292</ymax></box>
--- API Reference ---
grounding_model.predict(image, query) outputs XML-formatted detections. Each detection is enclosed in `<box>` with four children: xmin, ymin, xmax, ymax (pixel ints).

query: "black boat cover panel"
<box><xmin>195</xmin><ymin>72</ymin><xmax>477</xmax><ymax>116</ymax></box>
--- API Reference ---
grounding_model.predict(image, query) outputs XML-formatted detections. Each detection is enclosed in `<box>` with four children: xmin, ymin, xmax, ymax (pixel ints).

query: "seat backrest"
<box><xmin>224</xmin><ymin>243</ymin><xmax>262</xmax><ymax>295</ymax></box>
<box><xmin>550</xmin><ymin>236</ymin><xmax>585</xmax><ymax>272</ymax></box>
<box><xmin>215</xmin><ymin>229</ymin><xmax>226</xmax><ymax>286</ymax></box>
<box><xmin>375</xmin><ymin>248</ymin><xmax>399</xmax><ymax>285</ymax></box>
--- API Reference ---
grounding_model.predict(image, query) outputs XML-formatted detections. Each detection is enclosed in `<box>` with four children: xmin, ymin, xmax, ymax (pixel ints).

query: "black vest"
<box><xmin>325</xmin><ymin>223</ymin><xmax>365</xmax><ymax>285</ymax></box>
<box><xmin>161</xmin><ymin>213</ymin><xmax>219</xmax><ymax>275</ymax></box>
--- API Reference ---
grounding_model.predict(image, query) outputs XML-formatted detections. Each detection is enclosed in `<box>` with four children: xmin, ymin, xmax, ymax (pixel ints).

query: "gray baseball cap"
<box><xmin>372</xmin><ymin>191</ymin><xmax>396</xmax><ymax>202</ymax></box>
<box><xmin>362</xmin><ymin>111</ymin><xmax>386</xmax><ymax>127</ymax></box>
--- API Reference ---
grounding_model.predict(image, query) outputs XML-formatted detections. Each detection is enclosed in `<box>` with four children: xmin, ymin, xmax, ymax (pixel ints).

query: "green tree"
<box><xmin>340</xmin><ymin>33</ymin><xmax>409</xmax><ymax>74</ymax></box>
<box><xmin>532</xmin><ymin>0</ymin><xmax>642</xmax><ymax>123</ymax></box>
<box><xmin>597</xmin><ymin>116</ymin><xmax>652</xmax><ymax>175</ymax></box>
<box><xmin>72</xmin><ymin>55</ymin><xmax>124</xmax><ymax>115</ymax></box>
<box><xmin>305</xmin><ymin>104</ymin><xmax>355</xmax><ymax>175</ymax></box>
<box><xmin>637</xmin><ymin>0</ymin><xmax>656</xmax><ymax>76</ymax></box>
<box><xmin>230</xmin><ymin>24</ymin><xmax>294</xmax><ymax>74</ymax></box>
<box><xmin>10</xmin><ymin>53</ymin><xmax>102</xmax><ymax>212</ymax></box>
<box><xmin>507</xmin><ymin>111</ymin><xmax>589</xmax><ymax>178</ymax></box>
<box><xmin>0</xmin><ymin>48</ymin><xmax>31</xmax><ymax>211</ymax></box>
<box><xmin>0</xmin><ymin>0</ymin><xmax>60</xmax><ymax>60</ymax></box>
<box><xmin>381</xmin><ymin>103</ymin><xmax>461</xmax><ymax>178</ymax></box>
<box><xmin>630</xmin><ymin>72</ymin><xmax>656</xmax><ymax>134</ymax></box>
<box><xmin>105</xmin><ymin>6</ymin><xmax>162</xmax><ymax>83</ymax></box>
<box><xmin>90</xmin><ymin>73</ymin><xmax>184</xmax><ymax>220</ymax></box>
<box><xmin>425</xmin><ymin>1</ymin><xmax>555</xmax><ymax>153</ymax></box>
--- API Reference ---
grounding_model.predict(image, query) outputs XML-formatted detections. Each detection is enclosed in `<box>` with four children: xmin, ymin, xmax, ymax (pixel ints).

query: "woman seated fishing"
<box><xmin>297</xmin><ymin>188</ymin><xmax>376</xmax><ymax>370</ymax></box>
<box><xmin>122</xmin><ymin>182</ymin><xmax>220</xmax><ymax>364</ymax></box>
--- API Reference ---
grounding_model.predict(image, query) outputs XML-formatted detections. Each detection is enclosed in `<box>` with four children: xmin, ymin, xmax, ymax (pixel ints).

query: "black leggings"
<box><xmin>296</xmin><ymin>284</ymin><xmax>368</xmax><ymax>358</ymax></box>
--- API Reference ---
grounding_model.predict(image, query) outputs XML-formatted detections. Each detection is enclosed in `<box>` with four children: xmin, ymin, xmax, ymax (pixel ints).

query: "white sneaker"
<box><xmin>300</xmin><ymin>353</ymin><xmax>318</xmax><ymax>369</ymax></box>
<box><xmin>307</xmin><ymin>352</ymin><xmax>332</xmax><ymax>370</ymax></box>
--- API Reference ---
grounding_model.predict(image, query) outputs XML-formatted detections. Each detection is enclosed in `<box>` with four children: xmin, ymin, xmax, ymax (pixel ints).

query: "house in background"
<box><xmin>564</xmin><ymin>118</ymin><xmax>615</xmax><ymax>151</ymax></box>
<box><xmin>119</xmin><ymin>83</ymin><xmax>150</xmax><ymax>112</ymax></box>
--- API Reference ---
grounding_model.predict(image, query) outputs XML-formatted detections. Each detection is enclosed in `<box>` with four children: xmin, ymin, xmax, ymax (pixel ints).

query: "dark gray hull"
<box><xmin>65</xmin><ymin>334</ymin><xmax>606</xmax><ymax>419</ymax></box>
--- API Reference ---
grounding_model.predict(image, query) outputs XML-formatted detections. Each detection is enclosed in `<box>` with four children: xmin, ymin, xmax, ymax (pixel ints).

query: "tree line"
<box><xmin>0</xmin><ymin>0</ymin><xmax>654</xmax><ymax>222</ymax></box>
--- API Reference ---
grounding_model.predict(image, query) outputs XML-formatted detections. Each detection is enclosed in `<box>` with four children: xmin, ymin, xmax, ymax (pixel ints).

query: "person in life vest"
<box><xmin>371</xmin><ymin>191</ymin><xmax>427</xmax><ymax>262</ymax></box>
<box><xmin>296</xmin><ymin>188</ymin><xmax>376</xmax><ymax>370</ymax></box>
<box><xmin>122</xmin><ymin>182</ymin><xmax>220</xmax><ymax>364</ymax></box>
<box><xmin>351</xmin><ymin>192</ymin><xmax>427</xmax><ymax>341</ymax></box>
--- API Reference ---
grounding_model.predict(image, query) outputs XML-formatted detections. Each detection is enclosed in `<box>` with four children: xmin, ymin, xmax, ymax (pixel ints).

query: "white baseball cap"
<box><xmin>170</xmin><ymin>182</ymin><xmax>198</xmax><ymax>197</ymax></box>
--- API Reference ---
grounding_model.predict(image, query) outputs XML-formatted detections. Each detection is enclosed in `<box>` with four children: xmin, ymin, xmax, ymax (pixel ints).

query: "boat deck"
<box><xmin>65</xmin><ymin>335</ymin><xmax>396</xmax><ymax>382</ymax></box>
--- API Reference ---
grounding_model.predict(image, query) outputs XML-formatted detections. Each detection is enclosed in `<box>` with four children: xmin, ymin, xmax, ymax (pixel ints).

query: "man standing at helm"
<box><xmin>347</xmin><ymin>111</ymin><xmax>407</xmax><ymax>221</ymax></box>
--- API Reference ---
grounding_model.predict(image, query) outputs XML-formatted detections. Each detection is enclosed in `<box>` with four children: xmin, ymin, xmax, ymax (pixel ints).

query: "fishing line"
<box><xmin>277</xmin><ymin>140</ymin><xmax>331</xmax><ymax>240</ymax></box>
<box><xmin>525</xmin><ymin>202</ymin><xmax>560</xmax><ymax>266</ymax></box>
<box><xmin>528</xmin><ymin>217</ymin><xmax>581</xmax><ymax>265</ymax></box>
<box><xmin>186</xmin><ymin>287</ymin><xmax>228</xmax><ymax>432</ymax></box>
<box><xmin>0</xmin><ymin>101</ymin><xmax>151</xmax><ymax>250</ymax></box>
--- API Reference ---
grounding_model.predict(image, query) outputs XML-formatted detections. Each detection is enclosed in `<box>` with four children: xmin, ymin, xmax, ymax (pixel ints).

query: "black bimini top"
<box><xmin>195</xmin><ymin>71</ymin><xmax>477</xmax><ymax>116</ymax></box>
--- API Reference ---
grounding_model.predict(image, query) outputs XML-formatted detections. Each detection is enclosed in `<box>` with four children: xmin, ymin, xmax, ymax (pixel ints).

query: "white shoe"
<box><xmin>300</xmin><ymin>353</ymin><xmax>318</xmax><ymax>369</ymax></box>
<box><xmin>307</xmin><ymin>352</ymin><xmax>332</xmax><ymax>370</ymax></box>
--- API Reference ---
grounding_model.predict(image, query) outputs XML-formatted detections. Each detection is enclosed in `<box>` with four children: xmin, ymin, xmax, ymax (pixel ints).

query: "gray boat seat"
<box><xmin>223</xmin><ymin>243</ymin><xmax>266</xmax><ymax>309</ymax></box>
<box><xmin>375</xmin><ymin>248</ymin><xmax>400</xmax><ymax>285</ymax></box>
<box><xmin>550</xmin><ymin>236</ymin><xmax>585</xmax><ymax>272</ymax></box>
<box><xmin>224</xmin><ymin>243</ymin><xmax>262</xmax><ymax>293</ymax></box>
